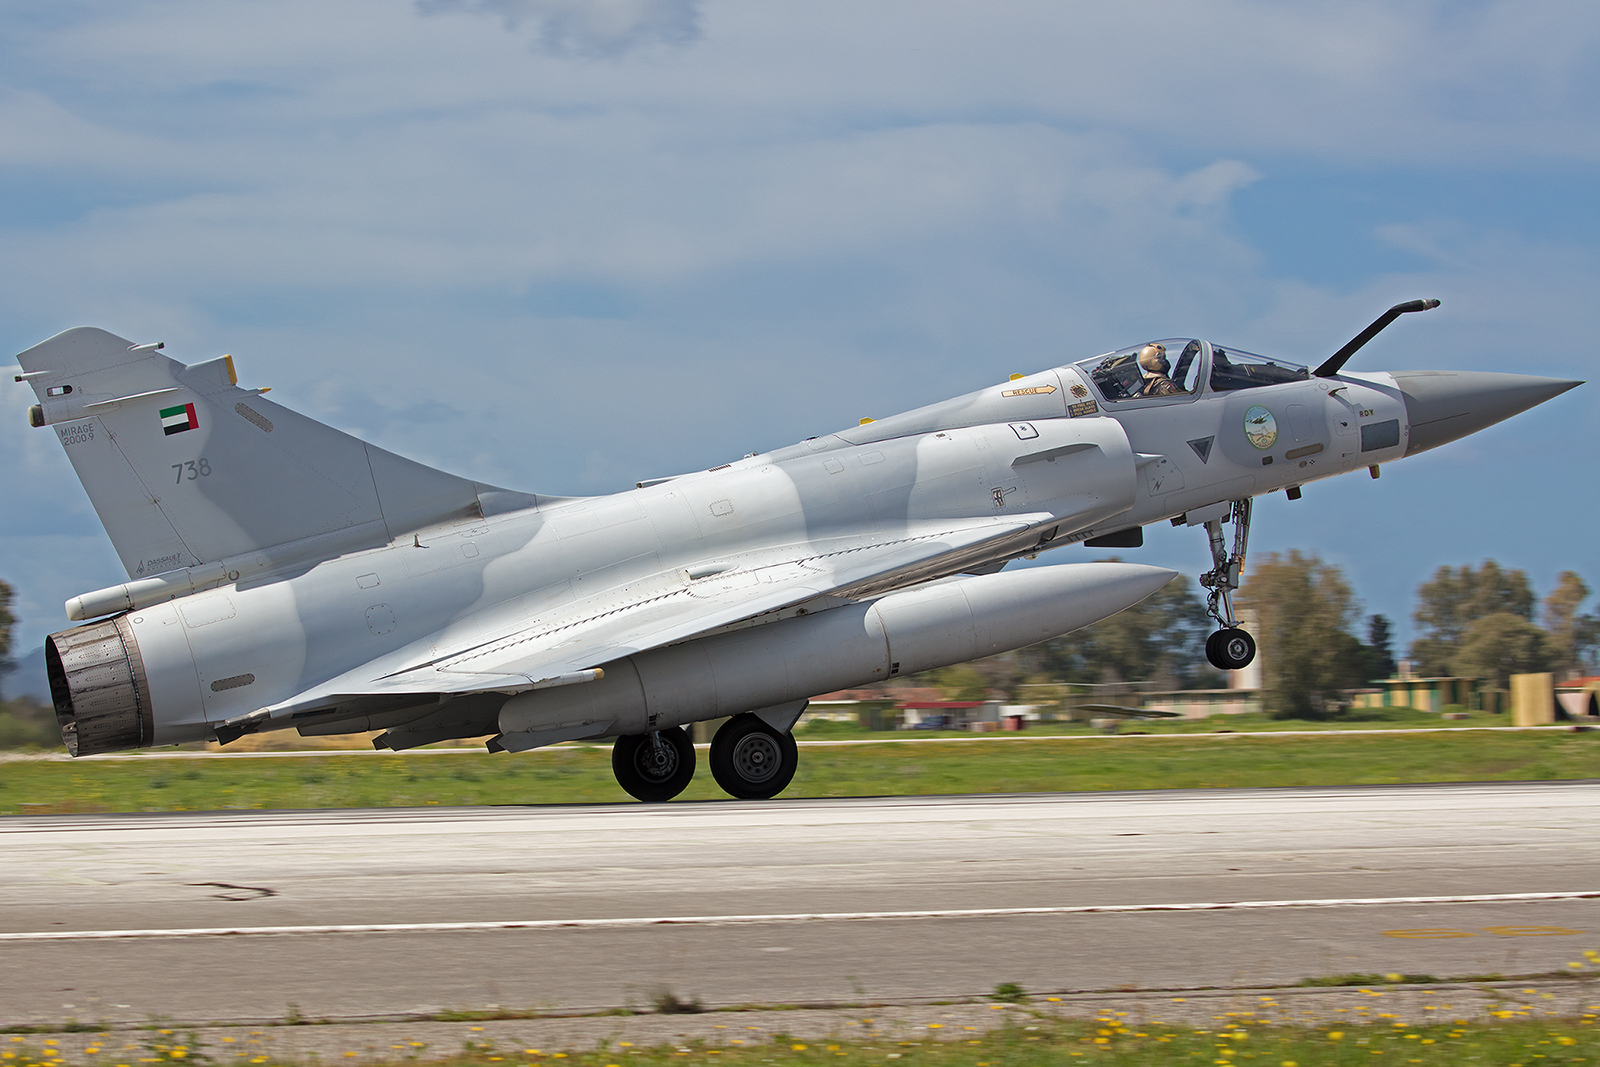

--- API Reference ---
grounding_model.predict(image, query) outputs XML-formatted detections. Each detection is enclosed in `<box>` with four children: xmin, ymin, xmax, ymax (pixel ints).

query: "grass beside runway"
<box><xmin>5</xmin><ymin>1013</ymin><xmax>1600</xmax><ymax>1067</ymax></box>
<box><xmin>1</xmin><ymin>730</ymin><xmax>1597</xmax><ymax>814</ymax></box>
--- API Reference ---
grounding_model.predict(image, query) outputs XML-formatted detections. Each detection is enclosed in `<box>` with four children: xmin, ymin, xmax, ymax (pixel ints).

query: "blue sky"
<box><xmin>2</xmin><ymin>0</ymin><xmax>1597</xmax><ymax>691</ymax></box>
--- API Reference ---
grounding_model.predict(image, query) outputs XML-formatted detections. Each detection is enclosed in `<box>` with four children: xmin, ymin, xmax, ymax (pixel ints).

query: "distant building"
<box><xmin>1556</xmin><ymin>677</ymin><xmax>1600</xmax><ymax>719</ymax></box>
<box><xmin>1142</xmin><ymin>689</ymin><xmax>1261</xmax><ymax>719</ymax></box>
<box><xmin>1349</xmin><ymin>675</ymin><xmax>1499</xmax><ymax>714</ymax></box>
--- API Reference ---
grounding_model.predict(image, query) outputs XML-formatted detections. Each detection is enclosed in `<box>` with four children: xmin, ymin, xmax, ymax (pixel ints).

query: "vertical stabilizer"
<box><xmin>18</xmin><ymin>327</ymin><xmax>535</xmax><ymax>580</ymax></box>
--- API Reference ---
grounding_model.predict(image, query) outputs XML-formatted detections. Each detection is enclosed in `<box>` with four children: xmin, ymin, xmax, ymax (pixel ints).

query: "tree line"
<box><xmin>1022</xmin><ymin>556</ymin><xmax>1597</xmax><ymax>719</ymax></box>
<box><xmin>1250</xmin><ymin>556</ymin><xmax>1596</xmax><ymax>715</ymax></box>
<box><xmin>928</xmin><ymin>557</ymin><xmax>1598</xmax><ymax>720</ymax></box>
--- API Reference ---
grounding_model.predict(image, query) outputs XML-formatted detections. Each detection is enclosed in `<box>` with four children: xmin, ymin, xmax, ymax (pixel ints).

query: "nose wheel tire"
<box><xmin>710</xmin><ymin>714</ymin><xmax>799</xmax><ymax>800</ymax></box>
<box><xmin>613</xmin><ymin>727</ymin><xmax>695</xmax><ymax>802</ymax></box>
<box><xmin>1206</xmin><ymin>627</ymin><xmax>1256</xmax><ymax>671</ymax></box>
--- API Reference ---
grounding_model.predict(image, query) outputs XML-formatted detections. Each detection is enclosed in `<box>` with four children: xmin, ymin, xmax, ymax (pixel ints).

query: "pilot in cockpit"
<box><xmin>1138</xmin><ymin>343</ymin><xmax>1185</xmax><ymax>397</ymax></box>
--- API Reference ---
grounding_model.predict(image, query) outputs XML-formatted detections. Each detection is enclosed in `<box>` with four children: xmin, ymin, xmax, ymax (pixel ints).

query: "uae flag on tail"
<box><xmin>160</xmin><ymin>402</ymin><xmax>199</xmax><ymax>436</ymax></box>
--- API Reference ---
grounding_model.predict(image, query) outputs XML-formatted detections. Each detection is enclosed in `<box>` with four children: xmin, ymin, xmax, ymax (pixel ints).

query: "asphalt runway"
<box><xmin>3</xmin><ymin>782</ymin><xmax>1598</xmax><ymax>1025</ymax></box>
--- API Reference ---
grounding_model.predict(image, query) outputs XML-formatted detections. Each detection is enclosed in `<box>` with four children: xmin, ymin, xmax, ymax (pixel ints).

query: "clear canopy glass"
<box><xmin>1075</xmin><ymin>340</ymin><xmax>1310</xmax><ymax>402</ymax></box>
<box><xmin>1208</xmin><ymin>346</ymin><xmax>1310</xmax><ymax>392</ymax></box>
<box><xmin>1076</xmin><ymin>339</ymin><xmax>1205</xmax><ymax>402</ymax></box>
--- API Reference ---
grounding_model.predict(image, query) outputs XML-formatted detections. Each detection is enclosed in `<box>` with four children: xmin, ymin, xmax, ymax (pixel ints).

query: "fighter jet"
<box><xmin>14</xmin><ymin>300</ymin><xmax>1580</xmax><ymax>801</ymax></box>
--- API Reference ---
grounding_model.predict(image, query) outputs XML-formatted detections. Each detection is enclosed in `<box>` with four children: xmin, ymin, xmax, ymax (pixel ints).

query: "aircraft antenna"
<box><xmin>1315</xmin><ymin>298</ymin><xmax>1441</xmax><ymax>377</ymax></box>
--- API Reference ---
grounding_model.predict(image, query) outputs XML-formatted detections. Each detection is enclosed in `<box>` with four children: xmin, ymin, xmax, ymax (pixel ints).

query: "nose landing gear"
<box><xmin>1205</xmin><ymin>626</ymin><xmax>1256</xmax><ymax>672</ymax></box>
<box><xmin>1198</xmin><ymin>498</ymin><xmax>1257</xmax><ymax>671</ymax></box>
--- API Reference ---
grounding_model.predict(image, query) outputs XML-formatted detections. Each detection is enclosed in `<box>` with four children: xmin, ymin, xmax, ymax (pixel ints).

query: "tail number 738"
<box><xmin>173</xmin><ymin>459</ymin><xmax>213</xmax><ymax>483</ymax></box>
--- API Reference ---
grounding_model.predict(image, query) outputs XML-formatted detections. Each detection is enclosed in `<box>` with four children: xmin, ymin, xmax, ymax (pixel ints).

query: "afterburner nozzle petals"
<box><xmin>1395</xmin><ymin>371</ymin><xmax>1583</xmax><ymax>456</ymax></box>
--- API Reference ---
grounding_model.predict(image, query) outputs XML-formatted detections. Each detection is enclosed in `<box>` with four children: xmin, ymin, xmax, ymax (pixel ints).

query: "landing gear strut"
<box><xmin>613</xmin><ymin>726</ymin><xmax>695</xmax><ymax>802</ymax></box>
<box><xmin>1199</xmin><ymin>499</ymin><xmax>1257</xmax><ymax>671</ymax></box>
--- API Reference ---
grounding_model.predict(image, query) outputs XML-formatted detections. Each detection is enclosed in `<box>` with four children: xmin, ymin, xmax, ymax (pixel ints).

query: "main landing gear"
<box><xmin>611</xmin><ymin>711</ymin><xmax>801</xmax><ymax>803</ymax></box>
<box><xmin>613</xmin><ymin>726</ymin><xmax>696</xmax><ymax>802</ymax></box>
<box><xmin>709</xmin><ymin>713</ymin><xmax>799</xmax><ymax>799</ymax></box>
<box><xmin>1198</xmin><ymin>498</ymin><xmax>1257</xmax><ymax>672</ymax></box>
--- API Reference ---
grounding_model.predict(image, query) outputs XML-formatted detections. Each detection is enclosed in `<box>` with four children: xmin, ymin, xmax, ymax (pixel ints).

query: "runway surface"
<box><xmin>3</xmin><ymin>782</ymin><xmax>1598</xmax><ymax>1025</ymax></box>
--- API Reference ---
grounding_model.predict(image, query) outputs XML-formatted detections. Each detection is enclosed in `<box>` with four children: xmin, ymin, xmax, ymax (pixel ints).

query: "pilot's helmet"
<box><xmin>1138</xmin><ymin>343</ymin><xmax>1169</xmax><ymax>377</ymax></box>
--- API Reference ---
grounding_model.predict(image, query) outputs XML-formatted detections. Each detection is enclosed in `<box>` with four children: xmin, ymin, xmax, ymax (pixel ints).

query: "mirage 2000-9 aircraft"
<box><xmin>15</xmin><ymin>300</ymin><xmax>1581</xmax><ymax>801</ymax></box>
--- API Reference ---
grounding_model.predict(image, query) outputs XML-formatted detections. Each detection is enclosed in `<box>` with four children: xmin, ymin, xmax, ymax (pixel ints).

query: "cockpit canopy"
<box><xmin>1208</xmin><ymin>346</ymin><xmax>1310</xmax><ymax>392</ymax></box>
<box><xmin>1075</xmin><ymin>339</ymin><xmax>1309</xmax><ymax>403</ymax></box>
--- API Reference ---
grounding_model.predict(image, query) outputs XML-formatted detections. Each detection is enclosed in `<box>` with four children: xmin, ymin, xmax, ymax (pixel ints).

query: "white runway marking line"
<box><xmin>5</xmin><ymin>891</ymin><xmax>1597</xmax><ymax>942</ymax></box>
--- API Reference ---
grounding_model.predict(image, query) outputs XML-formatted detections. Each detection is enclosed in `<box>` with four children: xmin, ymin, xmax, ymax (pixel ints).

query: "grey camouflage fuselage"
<box><xmin>16</xmin><ymin>324</ymin><xmax>1579</xmax><ymax>764</ymax></box>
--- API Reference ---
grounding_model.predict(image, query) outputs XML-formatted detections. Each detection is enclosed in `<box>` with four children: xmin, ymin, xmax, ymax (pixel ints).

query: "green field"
<box><xmin>0</xmin><ymin>699</ymin><xmax>1530</xmax><ymax>763</ymax></box>
<box><xmin>797</xmin><ymin>703</ymin><xmax>1508</xmax><ymax>738</ymax></box>
<box><xmin>1</xmin><ymin>730</ymin><xmax>1596</xmax><ymax>814</ymax></box>
<box><xmin>6</xmin><ymin>1015</ymin><xmax>1600</xmax><ymax>1067</ymax></box>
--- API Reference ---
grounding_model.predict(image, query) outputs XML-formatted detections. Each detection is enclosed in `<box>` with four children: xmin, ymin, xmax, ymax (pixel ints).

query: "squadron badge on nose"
<box><xmin>1244</xmin><ymin>405</ymin><xmax>1278</xmax><ymax>450</ymax></box>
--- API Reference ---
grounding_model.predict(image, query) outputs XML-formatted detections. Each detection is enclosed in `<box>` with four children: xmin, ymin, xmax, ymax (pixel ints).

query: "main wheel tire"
<box><xmin>1207</xmin><ymin>627</ymin><xmax>1256</xmax><ymax>671</ymax></box>
<box><xmin>709</xmin><ymin>714</ymin><xmax>799</xmax><ymax>800</ymax></box>
<box><xmin>612</xmin><ymin>727</ymin><xmax>695</xmax><ymax>802</ymax></box>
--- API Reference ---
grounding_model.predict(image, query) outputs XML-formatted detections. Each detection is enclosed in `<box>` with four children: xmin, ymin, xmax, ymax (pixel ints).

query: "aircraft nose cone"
<box><xmin>1394</xmin><ymin>371</ymin><xmax>1583</xmax><ymax>456</ymax></box>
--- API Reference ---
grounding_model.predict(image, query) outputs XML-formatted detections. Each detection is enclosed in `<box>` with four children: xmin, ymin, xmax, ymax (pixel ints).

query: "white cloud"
<box><xmin>0</xmin><ymin>113</ymin><xmax>1264</xmax><ymax>306</ymax></box>
<box><xmin>418</xmin><ymin>0</ymin><xmax>701</xmax><ymax>58</ymax></box>
<box><xmin>10</xmin><ymin>1</ymin><xmax>1599</xmax><ymax>161</ymax></box>
<box><xmin>1</xmin><ymin>0</ymin><xmax>1596</xmax><ymax>658</ymax></box>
